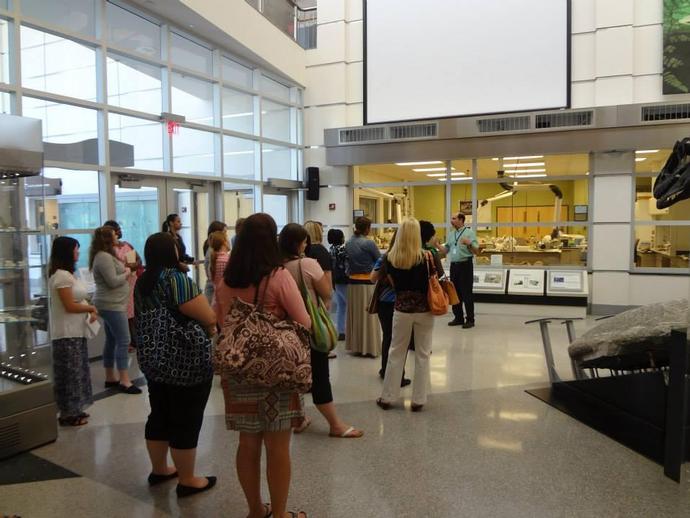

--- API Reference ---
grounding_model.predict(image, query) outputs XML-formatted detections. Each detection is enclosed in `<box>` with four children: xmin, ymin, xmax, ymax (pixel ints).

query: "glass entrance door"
<box><xmin>114</xmin><ymin>177</ymin><xmax>164</xmax><ymax>263</ymax></box>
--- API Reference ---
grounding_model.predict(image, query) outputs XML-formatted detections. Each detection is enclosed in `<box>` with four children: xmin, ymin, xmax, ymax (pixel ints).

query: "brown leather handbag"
<box><xmin>440</xmin><ymin>278</ymin><xmax>460</xmax><ymax>306</ymax></box>
<box><xmin>214</xmin><ymin>273</ymin><xmax>312</xmax><ymax>393</ymax></box>
<box><xmin>425</xmin><ymin>252</ymin><xmax>449</xmax><ymax>316</ymax></box>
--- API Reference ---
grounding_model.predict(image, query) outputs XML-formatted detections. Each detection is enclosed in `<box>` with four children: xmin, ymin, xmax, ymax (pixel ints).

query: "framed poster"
<box><xmin>458</xmin><ymin>200</ymin><xmax>472</xmax><ymax>215</ymax></box>
<box><xmin>546</xmin><ymin>270</ymin><xmax>588</xmax><ymax>296</ymax></box>
<box><xmin>507</xmin><ymin>269</ymin><xmax>545</xmax><ymax>295</ymax></box>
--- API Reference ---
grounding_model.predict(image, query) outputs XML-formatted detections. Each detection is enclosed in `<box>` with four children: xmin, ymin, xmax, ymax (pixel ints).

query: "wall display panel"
<box><xmin>21</xmin><ymin>27</ymin><xmax>97</xmax><ymax>101</ymax></box>
<box><xmin>473</xmin><ymin>268</ymin><xmax>508</xmax><ymax>294</ymax></box>
<box><xmin>171</xmin><ymin>72</ymin><xmax>214</xmax><ymax>125</ymax></box>
<box><xmin>222</xmin><ymin>87</ymin><xmax>255</xmax><ymax>134</ymax></box>
<box><xmin>105</xmin><ymin>2</ymin><xmax>161</xmax><ymax>58</ymax></box>
<box><xmin>108</xmin><ymin>114</ymin><xmax>164</xmax><ymax>170</ymax></box>
<box><xmin>507</xmin><ymin>269</ymin><xmax>545</xmax><ymax>295</ymax></box>
<box><xmin>222</xmin><ymin>57</ymin><xmax>253</xmax><ymax>89</ymax></box>
<box><xmin>43</xmin><ymin>168</ymin><xmax>100</xmax><ymax>231</ymax></box>
<box><xmin>23</xmin><ymin>97</ymin><xmax>98</xmax><ymax>150</ymax></box>
<box><xmin>223</xmin><ymin>136</ymin><xmax>257</xmax><ymax>180</ymax></box>
<box><xmin>171</xmin><ymin>32</ymin><xmax>212</xmax><ymax>75</ymax></box>
<box><xmin>172</xmin><ymin>127</ymin><xmax>217</xmax><ymax>176</ymax></box>
<box><xmin>21</xmin><ymin>0</ymin><xmax>96</xmax><ymax>36</ymax></box>
<box><xmin>107</xmin><ymin>54</ymin><xmax>162</xmax><ymax>114</ymax></box>
<box><xmin>364</xmin><ymin>0</ymin><xmax>569</xmax><ymax>123</ymax></box>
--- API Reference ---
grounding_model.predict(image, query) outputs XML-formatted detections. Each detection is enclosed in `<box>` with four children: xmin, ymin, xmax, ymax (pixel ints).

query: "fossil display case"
<box><xmin>0</xmin><ymin>114</ymin><xmax>56</xmax><ymax>459</ymax></box>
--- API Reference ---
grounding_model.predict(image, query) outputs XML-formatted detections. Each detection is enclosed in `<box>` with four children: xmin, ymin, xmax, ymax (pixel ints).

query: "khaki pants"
<box><xmin>380</xmin><ymin>310</ymin><xmax>434</xmax><ymax>405</ymax></box>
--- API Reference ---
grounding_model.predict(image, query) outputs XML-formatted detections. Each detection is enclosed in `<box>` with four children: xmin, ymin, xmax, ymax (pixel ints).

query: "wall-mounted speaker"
<box><xmin>306</xmin><ymin>167</ymin><xmax>320</xmax><ymax>201</ymax></box>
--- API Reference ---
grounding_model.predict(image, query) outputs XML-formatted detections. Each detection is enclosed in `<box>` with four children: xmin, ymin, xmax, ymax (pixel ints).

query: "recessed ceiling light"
<box><xmin>427</xmin><ymin>172</ymin><xmax>464</xmax><ymax>177</ymax></box>
<box><xmin>451</xmin><ymin>177</ymin><xmax>473</xmax><ymax>181</ymax></box>
<box><xmin>395</xmin><ymin>161</ymin><xmax>443</xmax><ymax>166</ymax></box>
<box><xmin>503</xmin><ymin>162</ymin><xmax>545</xmax><ymax>168</ymax></box>
<box><xmin>508</xmin><ymin>173</ymin><xmax>547</xmax><ymax>178</ymax></box>
<box><xmin>505</xmin><ymin>168</ymin><xmax>546</xmax><ymax>174</ymax></box>
<box><xmin>413</xmin><ymin>167</ymin><xmax>454</xmax><ymax>172</ymax></box>
<box><xmin>635</xmin><ymin>150</ymin><xmax>659</xmax><ymax>154</ymax></box>
<box><xmin>635</xmin><ymin>157</ymin><xmax>647</xmax><ymax>162</ymax></box>
<box><xmin>503</xmin><ymin>155</ymin><xmax>544</xmax><ymax>160</ymax></box>
<box><xmin>491</xmin><ymin>157</ymin><xmax>499</xmax><ymax>161</ymax></box>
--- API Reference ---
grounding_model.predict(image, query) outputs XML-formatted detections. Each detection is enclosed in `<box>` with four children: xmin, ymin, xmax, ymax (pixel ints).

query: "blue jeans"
<box><xmin>100</xmin><ymin>309</ymin><xmax>131</xmax><ymax>370</ymax></box>
<box><xmin>333</xmin><ymin>283</ymin><xmax>347</xmax><ymax>335</ymax></box>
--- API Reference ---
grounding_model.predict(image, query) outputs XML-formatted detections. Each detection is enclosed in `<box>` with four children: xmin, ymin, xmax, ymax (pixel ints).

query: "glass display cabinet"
<box><xmin>0</xmin><ymin>114</ymin><xmax>56</xmax><ymax>459</ymax></box>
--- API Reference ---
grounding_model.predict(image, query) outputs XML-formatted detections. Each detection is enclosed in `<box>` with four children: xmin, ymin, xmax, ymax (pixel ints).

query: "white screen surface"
<box><xmin>365</xmin><ymin>0</ymin><xmax>569</xmax><ymax>124</ymax></box>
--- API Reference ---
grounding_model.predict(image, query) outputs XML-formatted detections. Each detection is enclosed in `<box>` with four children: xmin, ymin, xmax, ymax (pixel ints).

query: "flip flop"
<box><xmin>329</xmin><ymin>426</ymin><xmax>363</xmax><ymax>438</ymax></box>
<box><xmin>294</xmin><ymin>416</ymin><xmax>312</xmax><ymax>434</ymax></box>
<box><xmin>248</xmin><ymin>503</ymin><xmax>272</xmax><ymax>518</ymax></box>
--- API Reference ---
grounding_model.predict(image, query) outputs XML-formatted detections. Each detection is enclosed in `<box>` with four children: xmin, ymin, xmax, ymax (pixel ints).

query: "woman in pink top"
<box><xmin>208</xmin><ymin>230</ymin><xmax>229</xmax><ymax>314</ymax></box>
<box><xmin>214</xmin><ymin>213</ymin><xmax>310</xmax><ymax>518</ymax></box>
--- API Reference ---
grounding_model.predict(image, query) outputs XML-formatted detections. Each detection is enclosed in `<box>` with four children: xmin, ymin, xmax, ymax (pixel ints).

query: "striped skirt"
<box><xmin>345</xmin><ymin>282</ymin><xmax>382</xmax><ymax>357</ymax></box>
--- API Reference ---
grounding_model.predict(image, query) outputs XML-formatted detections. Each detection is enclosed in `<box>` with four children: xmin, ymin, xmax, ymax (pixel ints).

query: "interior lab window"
<box><xmin>107</xmin><ymin>54</ymin><xmax>162</xmax><ymax>115</ymax></box>
<box><xmin>171</xmin><ymin>72</ymin><xmax>214</xmax><ymax>126</ymax></box>
<box><xmin>108</xmin><ymin>114</ymin><xmax>164</xmax><ymax>171</ymax></box>
<box><xmin>105</xmin><ymin>2</ymin><xmax>161</xmax><ymax>58</ymax></box>
<box><xmin>635</xmin><ymin>225</ymin><xmax>690</xmax><ymax>269</ymax></box>
<box><xmin>635</xmin><ymin>149</ymin><xmax>670</xmax><ymax>174</ymax></box>
<box><xmin>635</xmin><ymin>177</ymin><xmax>690</xmax><ymax>222</ymax></box>
<box><xmin>20</xmin><ymin>26</ymin><xmax>97</xmax><ymax>101</ymax></box>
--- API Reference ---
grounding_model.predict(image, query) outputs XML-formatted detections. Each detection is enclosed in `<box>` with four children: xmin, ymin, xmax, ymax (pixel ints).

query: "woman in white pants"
<box><xmin>376</xmin><ymin>218</ymin><xmax>434</xmax><ymax>412</ymax></box>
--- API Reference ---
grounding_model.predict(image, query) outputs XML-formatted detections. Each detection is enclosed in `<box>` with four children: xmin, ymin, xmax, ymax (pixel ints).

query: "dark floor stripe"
<box><xmin>0</xmin><ymin>452</ymin><xmax>80</xmax><ymax>486</ymax></box>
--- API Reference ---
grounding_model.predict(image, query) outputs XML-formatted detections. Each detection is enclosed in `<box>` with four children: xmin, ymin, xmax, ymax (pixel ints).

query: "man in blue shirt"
<box><xmin>443</xmin><ymin>212</ymin><xmax>479</xmax><ymax>328</ymax></box>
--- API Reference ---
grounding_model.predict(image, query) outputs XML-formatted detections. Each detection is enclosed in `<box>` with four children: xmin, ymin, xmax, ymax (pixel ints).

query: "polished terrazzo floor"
<box><xmin>2</xmin><ymin>310</ymin><xmax>690</xmax><ymax>517</ymax></box>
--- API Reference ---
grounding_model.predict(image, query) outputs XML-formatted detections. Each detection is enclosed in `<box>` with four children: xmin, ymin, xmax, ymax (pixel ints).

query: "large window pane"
<box><xmin>262</xmin><ymin>100</ymin><xmax>290</xmax><ymax>142</ymax></box>
<box><xmin>106</xmin><ymin>2</ymin><xmax>161</xmax><ymax>58</ymax></box>
<box><xmin>224</xmin><ymin>182</ymin><xmax>257</xmax><ymax>239</ymax></box>
<box><xmin>0</xmin><ymin>92</ymin><xmax>11</xmax><ymax>113</ymax></box>
<box><xmin>222</xmin><ymin>87</ymin><xmax>255</xmax><ymax>134</ymax></box>
<box><xmin>173</xmin><ymin>127</ymin><xmax>216</xmax><ymax>176</ymax></box>
<box><xmin>108</xmin><ymin>114</ymin><xmax>164</xmax><ymax>171</ymax></box>
<box><xmin>107</xmin><ymin>54</ymin><xmax>162</xmax><ymax>114</ymax></box>
<box><xmin>223</xmin><ymin>136</ymin><xmax>256</xmax><ymax>180</ymax></box>
<box><xmin>0</xmin><ymin>19</ymin><xmax>9</xmax><ymax>84</ymax></box>
<box><xmin>635</xmin><ymin>149</ymin><xmax>669</xmax><ymax>174</ymax></box>
<box><xmin>23</xmin><ymin>97</ymin><xmax>97</xmax><ymax>145</ymax></box>
<box><xmin>262</xmin><ymin>75</ymin><xmax>290</xmax><ymax>102</ymax></box>
<box><xmin>21</xmin><ymin>0</ymin><xmax>96</xmax><ymax>36</ymax></box>
<box><xmin>21</xmin><ymin>27</ymin><xmax>97</xmax><ymax>101</ymax></box>
<box><xmin>115</xmin><ymin>186</ymin><xmax>159</xmax><ymax>262</ymax></box>
<box><xmin>171</xmin><ymin>32</ymin><xmax>212</xmax><ymax>75</ymax></box>
<box><xmin>635</xmin><ymin>225</ymin><xmax>690</xmax><ymax>269</ymax></box>
<box><xmin>43</xmin><ymin>168</ymin><xmax>99</xmax><ymax>231</ymax></box>
<box><xmin>222</xmin><ymin>57</ymin><xmax>253</xmax><ymax>88</ymax></box>
<box><xmin>171</xmin><ymin>72</ymin><xmax>214</xmax><ymax>125</ymax></box>
<box><xmin>262</xmin><ymin>194</ymin><xmax>288</xmax><ymax>230</ymax></box>
<box><xmin>262</xmin><ymin>143</ymin><xmax>293</xmax><ymax>180</ymax></box>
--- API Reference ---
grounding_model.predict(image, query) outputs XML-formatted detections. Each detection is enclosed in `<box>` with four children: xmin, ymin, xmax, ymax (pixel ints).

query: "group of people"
<box><xmin>46</xmin><ymin>209</ymin><xmax>479</xmax><ymax>518</ymax></box>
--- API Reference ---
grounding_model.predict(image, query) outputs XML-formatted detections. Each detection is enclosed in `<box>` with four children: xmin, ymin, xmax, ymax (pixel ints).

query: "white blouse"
<box><xmin>49</xmin><ymin>269</ymin><xmax>90</xmax><ymax>340</ymax></box>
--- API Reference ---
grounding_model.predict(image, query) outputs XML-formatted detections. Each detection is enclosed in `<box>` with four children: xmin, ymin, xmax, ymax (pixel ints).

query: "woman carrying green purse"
<box><xmin>280</xmin><ymin>224</ymin><xmax>364</xmax><ymax>439</ymax></box>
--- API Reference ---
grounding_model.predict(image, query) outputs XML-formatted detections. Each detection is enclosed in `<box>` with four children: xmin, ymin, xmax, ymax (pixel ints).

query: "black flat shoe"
<box><xmin>119</xmin><ymin>384</ymin><xmax>142</xmax><ymax>394</ymax></box>
<box><xmin>148</xmin><ymin>471</ymin><xmax>178</xmax><ymax>486</ymax></box>
<box><xmin>448</xmin><ymin>319</ymin><xmax>464</xmax><ymax>327</ymax></box>
<box><xmin>337</xmin><ymin>333</ymin><xmax>345</xmax><ymax>341</ymax></box>
<box><xmin>376</xmin><ymin>398</ymin><xmax>392</xmax><ymax>410</ymax></box>
<box><xmin>411</xmin><ymin>403</ymin><xmax>424</xmax><ymax>412</ymax></box>
<box><xmin>378</xmin><ymin>369</ymin><xmax>385</xmax><ymax>379</ymax></box>
<box><xmin>104</xmin><ymin>381</ymin><xmax>119</xmax><ymax>388</ymax></box>
<box><xmin>462</xmin><ymin>321</ymin><xmax>475</xmax><ymax>329</ymax></box>
<box><xmin>400</xmin><ymin>378</ymin><xmax>412</xmax><ymax>387</ymax></box>
<box><xmin>176</xmin><ymin>476</ymin><xmax>217</xmax><ymax>498</ymax></box>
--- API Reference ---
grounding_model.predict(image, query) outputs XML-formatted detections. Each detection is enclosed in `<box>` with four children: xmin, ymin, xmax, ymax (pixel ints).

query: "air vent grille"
<box><xmin>536</xmin><ymin>111</ymin><xmax>593</xmax><ymax>129</ymax></box>
<box><xmin>389</xmin><ymin>123</ymin><xmax>437</xmax><ymax>140</ymax></box>
<box><xmin>477</xmin><ymin>116</ymin><xmax>530</xmax><ymax>133</ymax></box>
<box><xmin>642</xmin><ymin>104</ymin><xmax>690</xmax><ymax>121</ymax></box>
<box><xmin>338</xmin><ymin>127</ymin><xmax>386</xmax><ymax>144</ymax></box>
<box><xmin>0</xmin><ymin>422</ymin><xmax>20</xmax><ymax>451</ymax></box>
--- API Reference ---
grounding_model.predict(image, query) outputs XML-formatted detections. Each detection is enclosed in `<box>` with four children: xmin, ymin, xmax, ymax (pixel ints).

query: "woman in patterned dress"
<box><xmin>214</xmin><ymin>213</ymin><xmax>311</xmax><ymax>518</ymax></box>
<box><xmin>48</xmin><ymin>237</ymin><xmax>98</xmax><ymax>426</ymax></box>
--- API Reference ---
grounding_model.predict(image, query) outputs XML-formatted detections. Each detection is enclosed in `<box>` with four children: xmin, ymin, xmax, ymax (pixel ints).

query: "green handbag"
<box><xmin>297</xmin><ymin>259</ymin><xmax>338</xmax><ymax>353</ymax></box>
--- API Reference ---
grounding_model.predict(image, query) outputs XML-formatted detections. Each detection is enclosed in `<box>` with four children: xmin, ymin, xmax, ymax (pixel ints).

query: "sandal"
<box><xmin>58</xmin><ymin>415</ymin><xmax>88</xmax><ymax>427</ymax></box>
<box><xmin>248</xmin><ymin>503</ymin><xmax>272</xmax><ymax>518</ymax></box>
<box><xmin>329</xmin><ymin>426</ymin><xmax>363</xmax><ymax>438</ymax></box>
<box><xmin>294</xmin><ymin>416</ymin><xmax>312</xmax><ymax>434</ymax></box>
<box><xmin>287</xmin><ymin>512</ymin><xmax>307</xmax><ymax>518</ymax></box>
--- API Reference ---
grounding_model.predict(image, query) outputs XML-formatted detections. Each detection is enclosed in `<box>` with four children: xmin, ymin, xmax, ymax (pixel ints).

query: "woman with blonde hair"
<box><xmin>376</xmin><ymin>218</ymin><xmax>434</xmax><ymax>412</ymax></box>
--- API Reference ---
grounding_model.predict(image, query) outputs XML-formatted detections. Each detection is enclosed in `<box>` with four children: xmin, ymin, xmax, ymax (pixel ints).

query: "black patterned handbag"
<box><xmin>136</xmin><ymin>274</ymin><xmax>213</xmax><ymax>386</ymax></box>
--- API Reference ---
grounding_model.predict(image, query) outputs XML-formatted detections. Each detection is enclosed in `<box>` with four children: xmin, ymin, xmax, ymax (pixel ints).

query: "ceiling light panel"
<box><xmin>395</xmin><ymin>161</ymin><xmax>443</xmax><ymax>166</ymax></box>
<box><xmin>503</xmin><ymin>155</ymin><xmax>544</xmax><ymax>160</ymax></box>
<box><xmin>503</xmin><ymin>162</ymin><xmax>545</xmax><ymax>168</ymax></box>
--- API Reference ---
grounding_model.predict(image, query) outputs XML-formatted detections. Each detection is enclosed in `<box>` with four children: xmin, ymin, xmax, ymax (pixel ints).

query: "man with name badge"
<box><xmin>443</xmin><ymin>212</ymin><xmax>479</xmax><ymax>329</ymax></box>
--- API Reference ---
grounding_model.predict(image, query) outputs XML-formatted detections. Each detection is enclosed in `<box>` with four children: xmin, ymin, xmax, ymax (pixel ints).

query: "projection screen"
<box><xmin>364</xmin><ymin>0</ymin><xmax>570</xmax><ymax>124</ymax></box>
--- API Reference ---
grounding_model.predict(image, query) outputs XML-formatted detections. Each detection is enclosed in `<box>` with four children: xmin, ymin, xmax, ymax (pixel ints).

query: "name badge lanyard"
<box><xmin>452</xmin><ymin>228</ymin><xmax>467</xmax><ymax>255</ymax></box>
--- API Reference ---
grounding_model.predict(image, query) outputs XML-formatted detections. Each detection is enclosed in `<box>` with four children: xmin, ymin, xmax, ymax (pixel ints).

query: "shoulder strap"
<box><xmin>253</xmin><ymin>271</ymin><xmax>272</xmax><ymax>309</ymax></box>
<box><xmin>424</xmin><ymin>251</ymin><xmax>436</xmax><ymax>278</ymax></box>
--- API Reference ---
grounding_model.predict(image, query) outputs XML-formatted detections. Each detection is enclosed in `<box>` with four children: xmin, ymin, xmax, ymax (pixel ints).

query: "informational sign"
<box><xmin>473</xmin><ymin>268</ymin><xmax>508</xmax><ymax>293</ymax></box>
<box><xmin>547</xmin><ymin>270</ymin><xmax>588</xmax><ymax>296</ymax></box>
<box><xmin>508</xmin><ymin>269</ymin><xmax>545</xmax><ymax>295</ymax></box>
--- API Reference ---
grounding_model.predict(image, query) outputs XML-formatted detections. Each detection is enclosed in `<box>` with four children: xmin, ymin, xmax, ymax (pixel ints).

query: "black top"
<box><xmin>174</xmin><ymin>233</ymin><xmax>194</xmax><ymax>264</ymax></box>
<box><xmin>306</xmin><ymin>243</ymin><xmax>332</xmax><ymax>272</ymax></box>
<box><xmin>385</xmin><ymin>258</ymin><xmax>429</xmax><ymax>295</ymax></box>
